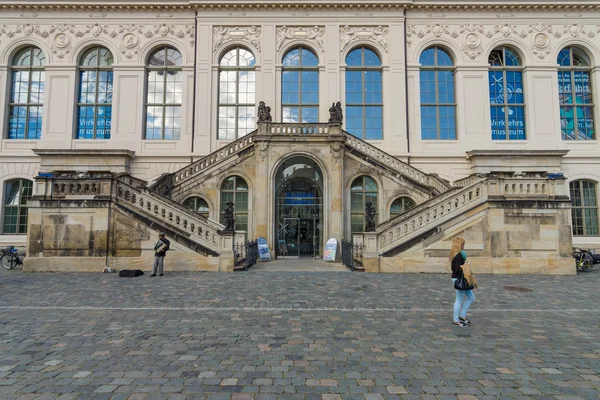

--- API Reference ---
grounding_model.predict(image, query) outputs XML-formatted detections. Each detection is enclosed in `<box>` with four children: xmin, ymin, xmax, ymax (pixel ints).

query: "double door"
<box><xmin>278</xmin><ymin>217</ymin><xmax>319</xmax><ymax>258</ymax></box>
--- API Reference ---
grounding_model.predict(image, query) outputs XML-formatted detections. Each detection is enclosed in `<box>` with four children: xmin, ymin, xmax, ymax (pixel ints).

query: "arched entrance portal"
<box><xmin>275</xmin><ymin>156</ymin><xmax>323</xmax><ymax>258</ymax></box>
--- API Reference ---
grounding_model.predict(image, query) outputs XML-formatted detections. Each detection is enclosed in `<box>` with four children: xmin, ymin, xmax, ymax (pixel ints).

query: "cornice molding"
<box><xmin>1</xmin><ymin>1</ymin><xmax>599</xmax><ymax>12</ymax></box>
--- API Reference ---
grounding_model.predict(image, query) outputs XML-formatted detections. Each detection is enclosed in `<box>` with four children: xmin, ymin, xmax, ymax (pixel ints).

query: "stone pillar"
<box><xmin>362</xmin><ymin>232</ymin><xmax>380</xmax><ymax>273</ymax></box>
<box><xmin>219</xmin><ymin>232</ymin><xmax>235</xmax><ymax>272</ymax></box>
<box><xmin>253</xmin><ymin>136</ymin><xmax>270</xmax><ymax>240</ymax></box>
<box><xmin>327</xmin><ymin>135</ymin><xmax>345</xmax><ymax>260</ymax></box>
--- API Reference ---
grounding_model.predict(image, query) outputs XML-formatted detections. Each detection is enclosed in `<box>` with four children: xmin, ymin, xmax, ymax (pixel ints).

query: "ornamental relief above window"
<box><xmin>0</xmin><ymin>22</ymin><xmax>195</xmax><ymax>63</ymax></box>
<box><xmin>213</xmin><ymin>26</ymin><xmax>262</xmax><ymax>56</ymax></box>
<box><xmin>276</xmin><ymin>26</ymin><xmax>325</xmax><ymax>54</ymax></box>
<box><xmin>407</xmin><ymin>23</ymin><xmax>600</xmax><ymax>61</ymax></box>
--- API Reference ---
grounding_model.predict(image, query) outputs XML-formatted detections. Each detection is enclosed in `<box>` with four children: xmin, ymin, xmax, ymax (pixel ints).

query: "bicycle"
<box><xmin>573</xmin><ymin>247</ymin><xmax>593</xmax><ymax>273</ymax></box>
<box><xmin>1</xmin><ymin>246</ymin><xmax>23</xmax><ymax>270</ymax></box>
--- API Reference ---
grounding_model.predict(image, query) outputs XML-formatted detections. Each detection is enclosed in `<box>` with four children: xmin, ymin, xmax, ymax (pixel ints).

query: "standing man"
<box><xmin>151</xmin><ymin>232</ymin><xmax>170</xmax><ymax>277</ymax></box>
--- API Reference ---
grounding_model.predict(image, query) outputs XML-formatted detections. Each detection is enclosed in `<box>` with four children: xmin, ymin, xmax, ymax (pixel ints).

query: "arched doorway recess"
<box><xmin>274</xmin><ymin>156</ymin><xmax>323</xmax><ymax>258</ymax></box>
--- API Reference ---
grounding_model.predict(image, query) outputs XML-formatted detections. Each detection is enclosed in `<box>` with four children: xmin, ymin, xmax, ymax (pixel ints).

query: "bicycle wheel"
<box><xmin>581</xmin><ymin>259</ymin><xmax>593</xmax><ymax>273</ymax></box>
<box><xmin>0</xmin><ymin>254</ymin><xmax>16</xmax><ymax>270</ymax></box>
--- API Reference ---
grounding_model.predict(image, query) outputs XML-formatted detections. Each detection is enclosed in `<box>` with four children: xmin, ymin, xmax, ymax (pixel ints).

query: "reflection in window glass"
<box><xmin>282</xmin><ymin>47</ymin><xmax>319</xmax><ymax>123</ymax></box>
<box><xmin>488</xmin><ymin>47</ymin><xmax>526</xmax><ymax>140</ymax></box>
<box><xmin>8</xmin><ymin>47</ymin><xmax>46</xmax><ymax>139</ymax></box>
<box><xmin>220</xmin><ymin>176</ymin><xmax>249</xmax><ymax>232</ymax></box>
<box><xmin>145</xmin><ymin>46</ymin><xmax>182</xmax><ymax>140</ymax></box>
<box><xmin>3</xmin><ymin>179</ymin><xmax>33</xmax><ymax>234</ymax></box>
<box><xmin>558</xmin><ymin>47</ymin><xmax>595</xmax><ymax>140</ymax></box>
<box><xmin>183</xmin><ymin>197</ymin><xmax>209</xmax><ymax>219</ymax></box>
<box><xmin>570</xmin><ymin>180</ymin><xmax>599</xmax><ymax>236</ymax></box>
<box><xmin>390</xmin><ymin>197</ymin><xmax>416</xmax><ymax>218</ymax></box>
<box><xmin>76</xmin><ymin>47</ymin><xmax>114</xmax><ymax>139</ymax></box>
<box><xmin>218</xmin><ymin>47</ymin><xmax>256</xmax><ymax>140</ymax></box>
<box><xmin>350</xmin><ymin>176</ymin><xmax>378</xmax><ymax>234</ymax></box>
<box><xmin>346</xmin><ymin>47</ymin><xmax>383</xmax><ymax>140</ymax></box>
<box><xmin>419</xmin><ymin>46</ymin><xmax>456</xmax><ymax>140</ymax></box>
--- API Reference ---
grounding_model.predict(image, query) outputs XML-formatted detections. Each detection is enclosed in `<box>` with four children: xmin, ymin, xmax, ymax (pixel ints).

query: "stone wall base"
<box><xmin>24</xmin><ymin>251</ymin><xmax>220</xmax><ymax>273</ymax></box>
<box><xmin>380</xmin><ymin>256</ymin><xmax>574</xmax><ymax>275</ymax></box>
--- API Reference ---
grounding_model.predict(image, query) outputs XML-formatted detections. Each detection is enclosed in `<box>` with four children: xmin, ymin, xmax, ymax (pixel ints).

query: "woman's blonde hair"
<box><xmin>449</xmin><ymin>237</ymin><xmax>465</xmax><ymax>261</ymax></box>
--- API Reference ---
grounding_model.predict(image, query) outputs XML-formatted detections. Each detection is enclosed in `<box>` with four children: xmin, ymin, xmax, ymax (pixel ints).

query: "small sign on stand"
<box><xmin>257</xmin><ymin>237</ymin><xmax>271</xmax><ymax>261</ymax></box>
<box><xmin>323</xmin><ymin>238</ymin><xmax>337</xmax><ymax>261</ymax></box>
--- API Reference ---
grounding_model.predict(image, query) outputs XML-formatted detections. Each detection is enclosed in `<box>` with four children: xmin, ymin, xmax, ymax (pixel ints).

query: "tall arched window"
<box><xmin>390</xmin><ymin>197</ymin><xmax>416</xmax><ymax>218</ymax></box>
<box><xmin>3</xmin><ymin>179</ymin><xmax>33</xmax><ymax>234</ymax></box>
<box><xmin>488</xmin><ymin>46</ymin><xmax>525</xmax><ymax>140</ymax></box>
<box><xmin>220</xmin><ymin>176</ymin><xmax>249</xmax><ymax>232</ymax></box>
<box><xmin>218</xmin><ymin>47</ymin><xmax>256</xmax><ymax>140</ymax></box>
<box><xmin>346</xmin><ymin>47</ymin><xmax>383</xmax><ymax>140</ymax></box>
<box><xmin>350</xmin><ymin>176</ymin><xmax>378</xmax><ymax>234</ymax></box>
<box><xmin>282</xmin><ymin>47</ymin><xmax>318</xmax><ymax>123</ymax></box>
<box><xmin>183</xmin><ymin>196</ymin><xmax>209</xmax><ymax>219</ymax></box>
<box><xmin>76</xmin><ymin>46</ymin><xmax>113</xmax><ymax>139</ymax></box>
<box><xmin>419</xmin><ymin>46</ymin><xmax>456</xmax><ymax>140</ymax></box>
<box><xmin>570</xmin><ymin>180</ymin><xmax>599</xmax><ymax>236</ymax></box>
<box><xmin>145</xmin><ymin>46</ymin><xmax>182</xmax><ymax>140</ymax></box>
<box><xmin>8</xmin><ymin>46</ymin><xmax>46</xmax><ymax>139</ymax></box>
<box><xmin>558</xmin><ymin>47</ymin><xmax>595</xmax><ymax>140</ymax></box>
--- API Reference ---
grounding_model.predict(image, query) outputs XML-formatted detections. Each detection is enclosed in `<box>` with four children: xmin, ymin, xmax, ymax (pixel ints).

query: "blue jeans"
<box><xmin>452</xmin><ymin>278</ymin><xmax>475</xmax><ymax>321</ymax></box>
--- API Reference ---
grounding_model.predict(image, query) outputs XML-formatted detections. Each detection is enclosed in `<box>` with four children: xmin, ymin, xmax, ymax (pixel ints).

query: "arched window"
<box><xmin>218</xmin><ymin>47</ymin><xmax>256</xmax><ymax>140</ymax></box>
<box><xmin>8</xmin><ymin>46</ymin><xmax>46</xmax><ymax>139</ymax></box>
<box><xmin>346</xmin><ymin>47</ymin><xmax>383</xmax><ymax>140</ymax></box>
<box><xmin>220</xmin><ymin>176</ymin><xmax>249</xmax><ymax>232</ymax></box>
<box><xmin>570</xmin><ymin>180</ymin><xmax>599</xmax><ymax>236</ymax></box>
<box><xmin>282</xmin><ymin>47</ymin><xmax>318</xmax><ymax>123</ymax></box>
<box><xmin>558</xmin><ymin>47</ymin><xmax>595</xmax><ymax>140</ymax></box>
<box><xmin>419</xmin><ymin>46</ymin><xmax>456</xmax><ymax>140</ymax></box>
<box><xmin>183</xmin><ymin>196</ymin><xmax>209</xmax><ymax>219</ymax></box>
<box><xmin>390</xmin><ymin>197</ymin><xmax>416</xmax><ymax>218</ymax></box>
<box><xmin>3</xmin><ymin>179</ymin><xmax>33</xmax><ymax>234</ymax></box>
<box><xmin>145</xmin><ymin>46</ymin><xmax>182</xmax><ymax>140</ymax></box>
<box><xmin>350</xmin><ymin>176</ymin><xmax>378</xmax><ymax>234</ymax></box>
<box><xmin>488</xmin><ymin>46</ymin><xmax>525</xmax><ymax>140</ymax></box>
<box><xmin>76</xmin><ymin>46</ymin><xmax>113</xmax><ymax>139</ymax></box>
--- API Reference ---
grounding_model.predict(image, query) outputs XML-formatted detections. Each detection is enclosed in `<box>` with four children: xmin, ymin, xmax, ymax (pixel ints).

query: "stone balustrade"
<box><xmin>115</xmin><ymin>181</ymin><xmax>226</xmax><ymax>255</ymax></box>
<box><xmin>173</xmin><ymin>135</ymin><xmax>255</xmax><ymax>186</ymax></box>
<box><xmin>34</xmin><ymin>177</ymin><xmax>113</xmax><ymax>199</ymax></box>
<box><xmin>377</xmin><ymin>181</ymin><xmax>488</xmax><ymax>254</ymax></box>
<box><xmin>344</xmin><ymin>135</ymin><xmax>451</xmax><ymax>194</ymax></box>
<box><xmin>267</xmin><ymin>123</ymin><xmax>332</xmax><ymax>135</ymax></box>
<box><xmin>374</xmin><ymin>176</ymin><xmax>566</xmax><ymax>255</ymax></box>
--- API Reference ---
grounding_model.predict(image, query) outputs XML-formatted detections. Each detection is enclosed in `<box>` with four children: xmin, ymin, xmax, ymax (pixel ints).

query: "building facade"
<box><xmin>0</xmin><ymin>0</ymin><xmax>598</xmax><ymax>272</ymax></box>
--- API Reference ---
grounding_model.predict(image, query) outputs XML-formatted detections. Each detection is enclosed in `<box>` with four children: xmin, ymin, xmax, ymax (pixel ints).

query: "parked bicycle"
<box><xmin>573</xmin><ymin>247</ymin><xmax>600</xmax><ymax>273</ymax></box>
<box><xmin>1</xmin><ymin>246</ymin><xmax>23</xmax><ymax>270</ymax></box>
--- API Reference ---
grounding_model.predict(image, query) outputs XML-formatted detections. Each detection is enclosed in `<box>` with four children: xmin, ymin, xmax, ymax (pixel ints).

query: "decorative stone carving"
<box><xmin>330</xmin><ymin>142</ymin><xmax>343</xmax><ymax>163</ymax></box>
<box><xmin>213</xmin><ymin>26</ymin><xmax>261</xmax><ymax>54</ymax></box>
<box><xmin>276</xmin><ymin>26</ymin><xmax>325</xmax><ymax>53</ymax></box>
<box><xmin>462</xmin><ymin>32</ymin><xmax>482</xmax><ymax>60</ymax></box>
<box><xmin>224</xmin><ymin>201</ymin><xmax>235</xmax><ymax>232</ymax></box>
<box><xmin>340</xmin><ymin>25</ymin><xmax>388</xmax><ymax>54</ymax></box>
<box><xmin>257</xmin><ymin>142</ymin><xmax>269</xmax><ymax>161</ymax></box>
<box><xmin>121</xmin><ymin>33</ymin><xmax>139</xmax><ymax>49</ymax></box>
<box><xmin>53</xmin><ymin>32</ymin><xmax>70</xmax><ymax>48</ymax></box>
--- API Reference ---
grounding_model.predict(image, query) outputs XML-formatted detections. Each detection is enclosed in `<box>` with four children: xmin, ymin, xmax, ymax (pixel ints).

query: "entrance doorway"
<box><xmin>275</xmin><ymin>157</ymin><xmax>323</xmax><ymax>258</ymax></box>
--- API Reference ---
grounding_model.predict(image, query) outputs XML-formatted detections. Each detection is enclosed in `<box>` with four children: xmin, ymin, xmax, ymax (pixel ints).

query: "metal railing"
<box><xmin>342</xmin><ymin>240</ymin><xmax>354</xmax><ymax>271</ymax></box>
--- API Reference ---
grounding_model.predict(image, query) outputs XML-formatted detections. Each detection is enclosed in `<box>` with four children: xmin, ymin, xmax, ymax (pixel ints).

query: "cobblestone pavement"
<box><xmin>1</xmin><ymin>268</ymin><xmax>599</xmax><ymax>400</ymax></box>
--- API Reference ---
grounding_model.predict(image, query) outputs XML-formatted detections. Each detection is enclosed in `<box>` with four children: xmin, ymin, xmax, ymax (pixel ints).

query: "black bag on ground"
<box><xmin>119</xmin><ymin>269</ymin><xmax>144</xmax><ymax>277</ymax></box>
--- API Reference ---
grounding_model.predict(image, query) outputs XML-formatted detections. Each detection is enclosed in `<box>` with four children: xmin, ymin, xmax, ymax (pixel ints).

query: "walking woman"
<box><xmin>450</xmin><ymin>237</ymin><xmax>476</xmax><ymax>327</ymax></box>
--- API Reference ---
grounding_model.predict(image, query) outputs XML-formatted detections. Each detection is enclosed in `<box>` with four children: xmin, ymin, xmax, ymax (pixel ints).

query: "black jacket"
<box><xmin>155</xmin><ymin>238</ymin><xmax>170</xmax><ymax>257</ymax></box>
<box><xmin>451</xmin><ymin>253</ymin><xmax>465</xmax><ymax>279</ymax></box>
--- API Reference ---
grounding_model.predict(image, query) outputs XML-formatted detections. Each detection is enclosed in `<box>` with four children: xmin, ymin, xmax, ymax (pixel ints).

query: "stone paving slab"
<box><xmin>0</xmin><ymin>269</ymin><xmax>599</xmax><ymax>400</ymax></box>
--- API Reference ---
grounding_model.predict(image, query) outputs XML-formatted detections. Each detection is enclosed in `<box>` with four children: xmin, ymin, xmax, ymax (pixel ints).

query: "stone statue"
<box><xmin>224</xmin><ymin>201</ymin><xmax>235</xmax><ymax>232</ymax></box>
<box><xmin>257</xmin><ymin>101</ymin><xmax>266</xmax><ymax>122</ymax></box>
<box><xmin>257</xmin><ymin>101</ymin><xmax>272</xmax><ymax>123</ymax></box>
<box><xmin>335</xmin><ymin>101</ymin><xmax>343</xmax><ymax>123</ymax></box>
<box><xmin>328</xmin><ymin>101</ymin><xmax>343</xmax><ymax>124</ymax></box>
<box><xmin>365</xmin><ymin>200</ymin><xmax>376</xmax><ymax>232</ymax></box>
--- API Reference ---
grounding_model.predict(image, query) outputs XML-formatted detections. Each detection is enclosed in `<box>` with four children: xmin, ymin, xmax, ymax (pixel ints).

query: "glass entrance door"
<box><xmin>278</xmin><ymin>218</ymin><xmax>300</xmax><ymax>258</ymax></box>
